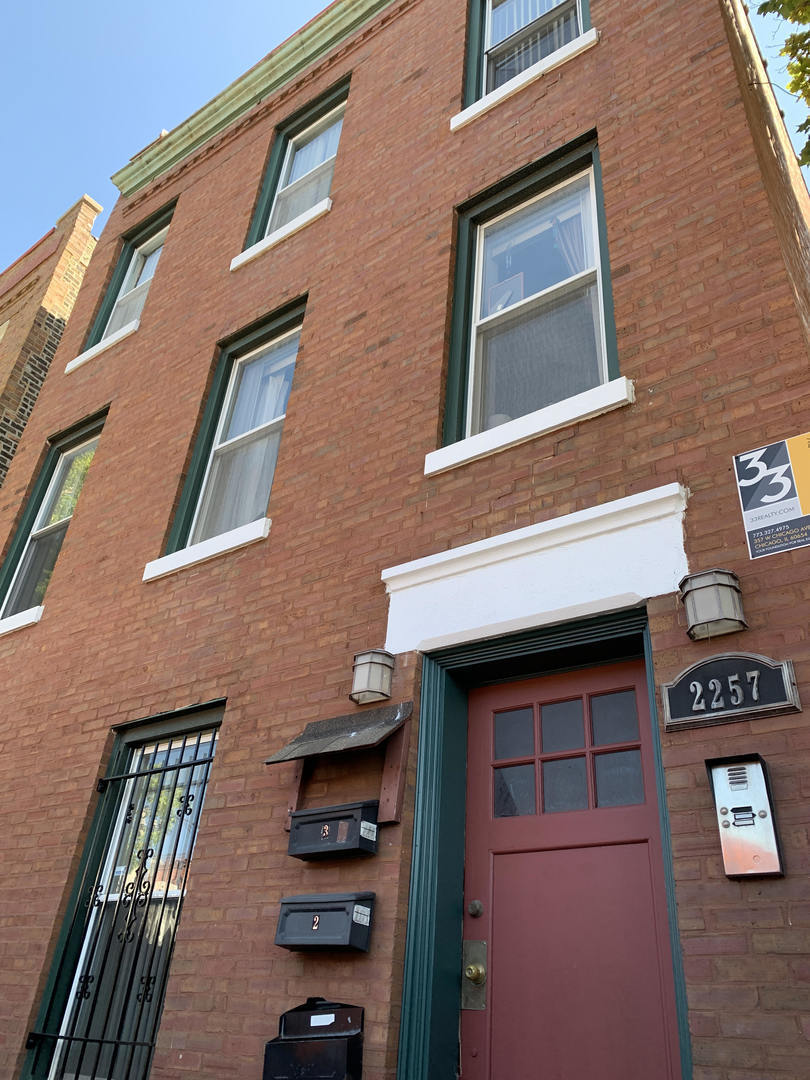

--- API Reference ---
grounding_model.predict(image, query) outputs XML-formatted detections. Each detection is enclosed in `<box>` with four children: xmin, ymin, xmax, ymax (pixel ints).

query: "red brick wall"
<box><xmin>1</xmin><ymin>1</ymin><xmax>808</xmax><ymax>1077</ymax></box>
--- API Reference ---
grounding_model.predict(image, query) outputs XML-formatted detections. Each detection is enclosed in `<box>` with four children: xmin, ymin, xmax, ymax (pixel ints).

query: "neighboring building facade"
<box><xmin>1</xmin><ymin>2</ymin><xmax>810</xmax><ymax>1079</ymax></box>
<box><xmin>0</xmin><ymin>197</ymin><xmax>100</xmax><ymax>488</ymax></box>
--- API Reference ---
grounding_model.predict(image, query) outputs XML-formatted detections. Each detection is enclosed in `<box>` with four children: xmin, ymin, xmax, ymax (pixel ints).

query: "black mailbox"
<box><xmin>288</xmin><ymin>800</ymin><xmax>379</xmax><ymax>860</ymax></box>
<box><xmin>263</xmin><ymin>997</ymin><xmax>363</xmax><ymax>1080</ymax></box>
<box><xmin>275</xmin><ymin>892</ymin><xmax>375</xmax><ymax>951</ymax></box>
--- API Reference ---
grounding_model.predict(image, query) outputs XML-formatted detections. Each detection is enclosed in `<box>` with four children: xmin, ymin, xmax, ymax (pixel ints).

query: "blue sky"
<box><xmin>0</xmin><ymin>2</ymin><xmax>807</xmax><ymax>273</ymax></box>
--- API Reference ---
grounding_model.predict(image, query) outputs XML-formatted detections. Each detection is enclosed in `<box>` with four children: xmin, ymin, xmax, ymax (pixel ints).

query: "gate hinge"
<box><xmin>96</xmin><ymin>777</ymin><xmax>108</xmax><ymax>793</ymax></box>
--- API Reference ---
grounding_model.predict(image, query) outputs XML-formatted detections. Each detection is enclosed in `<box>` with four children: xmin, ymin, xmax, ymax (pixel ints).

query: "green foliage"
<box><xmin>759</xmin><ymin>1</ymin><xmax>810</xmax><ymax>165</ymax></box>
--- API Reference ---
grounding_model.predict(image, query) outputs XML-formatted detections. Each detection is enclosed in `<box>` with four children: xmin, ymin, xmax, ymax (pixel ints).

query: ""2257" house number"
<box><xmin>689</xmin><ymin>670</ymin><xmax>760</xmax><ymax>712</ymax></box>
<box><xmin>663</xmin><ymin>653</ymin><xmax>800</xmax><ymax>730</ymax></box>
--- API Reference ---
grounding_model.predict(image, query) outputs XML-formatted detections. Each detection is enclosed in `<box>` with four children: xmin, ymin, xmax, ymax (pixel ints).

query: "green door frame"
<box><xmin>396</xmin><ymin>609</ymin><xmax>692</xmax><ymax>1080</ymax></box>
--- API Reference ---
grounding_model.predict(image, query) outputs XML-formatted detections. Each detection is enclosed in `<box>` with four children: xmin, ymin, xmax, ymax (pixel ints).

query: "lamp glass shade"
<box><xmin>679</xmin><ymin>569</ymin><xmax>747</xmax><ymax>640</ymax></box>
<box><xmin>350</xmin><ymin>649</ymin><xmax>395</xmax><ymax>704</ymax></box>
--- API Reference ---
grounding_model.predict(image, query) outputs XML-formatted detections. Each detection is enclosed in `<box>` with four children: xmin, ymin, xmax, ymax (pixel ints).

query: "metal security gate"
<box><xmin>28</xmin><ymin>726</ymin><xmax>217</xmax><ymax>1080</ymax></box>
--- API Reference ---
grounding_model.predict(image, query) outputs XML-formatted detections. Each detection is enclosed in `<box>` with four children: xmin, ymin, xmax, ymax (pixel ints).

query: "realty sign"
<box><xmin>734</xmin><ymin>432</ymin><xmax>810</xmax><ymax>559</ymax></box>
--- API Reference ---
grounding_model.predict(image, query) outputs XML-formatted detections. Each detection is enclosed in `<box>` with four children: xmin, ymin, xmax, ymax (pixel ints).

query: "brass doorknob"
<box><xmin>464</xmin><ymin>962</ymin><xmax>486</xmax><ymax>986</ymax></box>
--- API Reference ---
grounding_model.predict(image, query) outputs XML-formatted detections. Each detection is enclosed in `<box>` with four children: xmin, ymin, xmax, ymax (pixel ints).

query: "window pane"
<box><xmin>494</xmin><ymin>707</ymin><xmax>534</xmax><ymax>760</ymax></box>
<box><xmin>595</xmin><ymin>750</ymin><xmax>644</xmax><ymax>807</ymax></box>
<box><xmin>105</xmin><ymin>279</ymin><xmax>150</xmax><ymax>337</ymax></box>
<box><xmin>191</xmin><ymin>427</ymin><xmax>282</xmax><ymax>544</ymax></box>
<box><xmin>540</xmin><ymin>699</ymin><xmax>584</xmax><ymax>753</ymax></box>
<box><xmin>489</xmin><ymin>1</ymin><xmax>578</xmax><ymax>88</ymax></box>
<box><xmin>133</xmin><ymin>241</ymin><xmax>163</xmax><ymax>288</ymax></box>
<box><xmin>288</xmin><ymin>115</ymin><xmax>343</xmax><ymax>184</ymax></box>
<box><xmin>3</xmin><ymin>522</ymin><xmax>68</xmax><ymax>616</ymax></box>
<box><xmin>481</xmin><ymin>176</ymin><xmax>593</xmax><ymax>320</ymax></box>
<box><xmin>40</xmin><ymin>439</ymin><xmax>98</xmax><ymax>527</ymax></box>
<box><xmin>542</xmin><ymin>756</ymin><xmax>587</xmax><ymax>813</ymax></box>
<box><xmin>591</xmin><ymin>690</ymin><xmax>639</xmax><ymax>746</ymax></box>
<box><xmin>223</xmin><ymin>334</ymin><xmax>298</xmax><ymax>441</ymax></box>
<box><xmin>269</xmin><ymin>159</ymin><xmax>336</xmax><ymax>232</ymax></box>
<box><xmin>494</xmin><ymin>764</ymin><xmax>536</xmax><ymax>817</ymax></box>
<box><xmin>474</xmin><ymin>281</ymin><xmax>601</xmax><ymax>431</ymax></box>
<box><xmin>490</xmin><ymin>0</ymin><xmax>573</xmax><ymax>46</ymax></box>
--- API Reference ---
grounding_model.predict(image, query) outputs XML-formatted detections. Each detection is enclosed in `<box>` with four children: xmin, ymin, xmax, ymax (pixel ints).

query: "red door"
<box><xmin>461</xmin><ymin>661</ymin><xmax>682</xmax><ymax>1080</ymax></box>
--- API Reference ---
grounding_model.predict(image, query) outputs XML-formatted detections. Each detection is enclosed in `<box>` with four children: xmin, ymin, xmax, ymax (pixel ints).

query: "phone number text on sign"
<box><xmin>734</xmin><ymin>432</ymin><xmax>810</xmax><ymax>559</ymax></box>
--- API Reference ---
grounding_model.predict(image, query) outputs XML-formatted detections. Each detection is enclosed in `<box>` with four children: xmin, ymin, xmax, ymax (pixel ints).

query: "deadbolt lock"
<box><xmin>464</xmin><ymin>962</ymin><xmax>486</xmax><ymax>986</ymax></box>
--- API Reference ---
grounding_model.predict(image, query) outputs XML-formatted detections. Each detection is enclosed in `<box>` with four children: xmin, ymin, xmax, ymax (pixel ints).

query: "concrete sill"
<box><xmin>143</xmin><ymin>518</ymin><xmax>271</xmax><ymax>581</ymax></box>
<box><xmin>425</xmin><ymin>377</ymin><xmax>634</xmax><ymax>476</ymax></box>
<box><xmin>230</xmin><ymin>199</ymin><xmax>332</xmax><ymax>271</ymax></box>
<box><xmin>65</xmin><ymin>320</ymin><xmax>140</xmax><ymax>374</ymax></box>
<box><xmin>0</xmin><ymin>605</ymin><xmax>44</xmax><ymax>638</ymax></box>
<box><xmin>450</xmin><ymin>28</ymin><xmax>600</xmax><ymax>132</ymax></box>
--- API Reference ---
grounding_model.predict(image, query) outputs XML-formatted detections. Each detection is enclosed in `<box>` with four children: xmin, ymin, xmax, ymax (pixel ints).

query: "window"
<box><xmin>468</xmin><ymin>169</ymin><xmax>604</xmax><ymax>435</ymax></box>
<box><xmin>160</xmin><ymin>301</ymin><xmax>304</xmax><ymax>563</ymax></box>
<box><xmin>102</xmin><ymin>227</ymin><xmax>167</xmax><ymax>339</ymax></box>
<box><xmin>189</xmin><ymin>327</ymin><xmax>298</xmax><ymax>545</ymax></box>
<box><xmin>267</xmin><ymin>106</ymin><xmax>344</xmax><ymax>234</ymax></box>
<box><xmin>440</xmin><ymin>138</ymin><xmax>620</xmax><ymax>456</ymax></box>
<box><xmin>464</xmin><ymin>0</ymin><xmax>590</xmax><ymax>105</ymax></box>
<box><xmin>0</xmin><ymin>415</ymin><xmax>103</xmax><ymax>623</ymax></box>
<box><xmin>487</xmin><ymin>0</ymin><xmax>580</xmax><ymax>91</ymax></box>
<box><xmin>83</xmin><ymin>204</ymin><xmax>174</xmax><ymax>351</ymax></box>
<box><xmin>243</xmin><ymin>79</ymin><xmax>350</xmax><ymax>250</ymax></box>
<box><xmin>24</xmin><ymin>711</ymin><xmax>220</xmax><ymax>1080</ymax></box>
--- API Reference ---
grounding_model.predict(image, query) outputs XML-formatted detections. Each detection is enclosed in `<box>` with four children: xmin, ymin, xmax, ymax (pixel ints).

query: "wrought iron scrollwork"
<box><xmin>176</xmin><ymin>791</ymin><xmax>195</xmax><ymax>816</ymax></box>
<box><xmin>117</xmin><ymin>847</ymin><xmax>153</xmax><ymax>944</ymax></box>
<box><xmin>76</xmin><ymin>973</ymin><xmax>94</xmax><ymax>1001</ymax></box>
<box><xmin>137</xmin><ymin>974</ymin><xmax>156</xmax><ymax>1004</ymax></box>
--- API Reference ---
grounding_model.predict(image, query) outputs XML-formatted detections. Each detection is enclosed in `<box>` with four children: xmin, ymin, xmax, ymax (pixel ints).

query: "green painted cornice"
<box><xmin>111</xmin><ymin>0</ymin><xmax>397</xmax><ymax>198</ymax></box>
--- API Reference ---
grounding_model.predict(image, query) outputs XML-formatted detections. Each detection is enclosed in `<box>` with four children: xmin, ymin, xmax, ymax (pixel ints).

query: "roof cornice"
<box><xmin>111</xmin><ymin>0</ymin><xmax>396</xmax><ymax>198</ymax></box>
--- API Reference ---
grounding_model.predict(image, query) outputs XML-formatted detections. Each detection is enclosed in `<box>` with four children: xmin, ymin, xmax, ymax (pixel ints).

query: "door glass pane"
<box><xmin>540</xmin><ymin>699</ymin><xmax>584</xmax><ymax>753</ymax></box>
<box><xmin>591</xmin><ymin>690</ymin><xmax>639</xmax><ymax>746</ymax></box>
<box><xmin>542</xmin><ymin>756</ymin><xmax>587</xmax><ymax>813</ymax></box>
<box><xmin>494</xmin><ymin>707</ymin><xmax>534</xmax><ymax>760</ymax></box>
<box><xmin>494</xmin><ymin>764</ymin><xmax>536</xmax><ymax>817</ymax></box>
<box><xmin>595</xmin><ymin>750</ymin><xmax>644</xmax><ymax>807</ymax></box>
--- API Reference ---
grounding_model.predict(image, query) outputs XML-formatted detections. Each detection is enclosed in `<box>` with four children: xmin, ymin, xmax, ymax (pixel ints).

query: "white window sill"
<box><xmin>143</xmin><ymin>517</ymin><xmax>271</xmax><ymax>582</ymax></box>
<box><xmin>0</xmin><ymin>605</ymin><xmax>44</xmax><ymax>637</ymax></box>
<box><xmin>450</xmin><ymin>28</ymin><xmax>600</xmax><ymax>132</ymax></box>
<box><xmin>65</xmin><ymin>320</ymin><xmax>140</xmax><ymax>374</ymax></box>
<box><xmin>230</xmin><ymin>198</ymin><xmax>332</xmax><ymax>271</ymax></box>
<box><xmin>424</xmin><ymin>376</ymin><xmax>634</xmax><ymax>476</ymax></box>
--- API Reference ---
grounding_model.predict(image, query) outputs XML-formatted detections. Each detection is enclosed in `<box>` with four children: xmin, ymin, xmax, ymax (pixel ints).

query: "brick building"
<box><xmin>2</xmin><ymin>1</ymin><xmax>810</xmax><ymax>1078</ymax></box>
<box><xmin>0</xmin><ymin>197</ymin><xmax>100</xmax><ymax>488</ymax></box>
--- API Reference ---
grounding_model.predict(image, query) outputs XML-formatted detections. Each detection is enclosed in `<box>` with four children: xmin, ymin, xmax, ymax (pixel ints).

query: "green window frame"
<box><xmin>0</xmin><ymin>411</ymin><xmax>106</xmax><ymax>620</ymax></box>
<box><xmin>244</xmin><ymin>77</ymin><xmax>351</xmax><ymax>249</ymax></box>
<box><xmin>83</xmin><ymin>203</ymin><xmax>175</xmax><ymax>351</ymax></box>
<box><xmin>463</xmin><ymin>0</ymin><xmax>592</xmax><ymax>105</ymax></box>
<box><xmin>442</xmin><ymin>133</ymin><xmax>617</xmax><ymax>446</ymax></box>
<box><xmin>22</xmin><ymin>702</ymin><xmax>223</xmax><ymax>1080</ymax></box>
<box><xmin>164</xmin><ymin>298</ymin><xmax>306</xmax><ymax>554</ymax></box>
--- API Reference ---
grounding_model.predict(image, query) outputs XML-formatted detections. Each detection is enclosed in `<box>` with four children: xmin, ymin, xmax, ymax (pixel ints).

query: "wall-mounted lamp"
<box><xmin>350</xmin><ymin>649</ymin><xmax>395</xmax><ymax>705</ymax></box>
<box><xmin>679</xmin><ymin>568</ymin><xmax>747</xmax><ymax>640</ymax></box>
